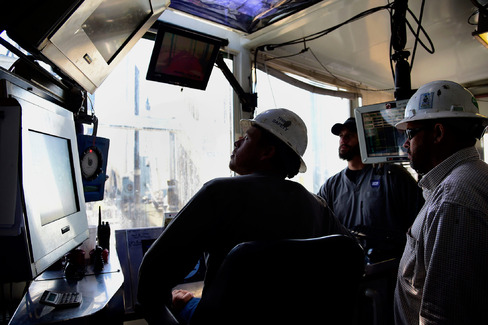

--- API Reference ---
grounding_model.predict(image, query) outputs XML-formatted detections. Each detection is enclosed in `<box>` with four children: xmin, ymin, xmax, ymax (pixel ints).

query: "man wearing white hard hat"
<box><xmin>138</xmin><ymin>108</ymin><xmax>350</xmax><ymax>325</ymax></box>
<box><xmin>394</xmin><ymin>80</ymin><xmax>488</xmax><ymax>324</ymax></box>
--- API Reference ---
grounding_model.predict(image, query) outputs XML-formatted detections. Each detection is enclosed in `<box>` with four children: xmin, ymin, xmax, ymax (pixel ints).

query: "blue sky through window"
<box><xmin>169</xmin><ymin>0</ymin><xmax>322</xmax><ymax>33</ymax></box>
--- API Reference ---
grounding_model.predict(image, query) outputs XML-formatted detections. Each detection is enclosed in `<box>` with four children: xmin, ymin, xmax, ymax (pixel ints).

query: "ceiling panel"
<box><xmin>242</xmin><ymin>0</ymin><xmax>488</xmax><ymax>94</ymax></box>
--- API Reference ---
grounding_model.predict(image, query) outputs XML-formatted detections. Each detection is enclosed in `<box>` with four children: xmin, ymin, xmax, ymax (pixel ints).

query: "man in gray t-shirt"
<box><xmin>318</xmin><ymin>117</ymin><xmax>423</xmax><ymax>260</ymax></box>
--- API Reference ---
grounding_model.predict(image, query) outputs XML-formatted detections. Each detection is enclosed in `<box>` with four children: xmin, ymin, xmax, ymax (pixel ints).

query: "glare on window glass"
<box><xmin>84</xmin><ymin>38</ymin><xmax>233</xmax><ymax>230</ymax></box>
<box><xmin>255</xmin><ymin>69</ymin><xmax>350</xmax><ymax>193</ymax></box>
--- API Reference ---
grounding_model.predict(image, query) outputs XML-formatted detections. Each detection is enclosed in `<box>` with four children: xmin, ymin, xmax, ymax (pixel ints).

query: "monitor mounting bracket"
<box><xmin>215</xmin><ymin>53</ymin><xmax>257</xmax><ymax>113</ymax></box>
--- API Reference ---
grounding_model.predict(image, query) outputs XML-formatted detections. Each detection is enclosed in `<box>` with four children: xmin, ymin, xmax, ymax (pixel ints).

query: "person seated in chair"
<box><xmin>137</xmin><ymin>108</ymin><xmax>351</xmax><ymax>324</ymax></box>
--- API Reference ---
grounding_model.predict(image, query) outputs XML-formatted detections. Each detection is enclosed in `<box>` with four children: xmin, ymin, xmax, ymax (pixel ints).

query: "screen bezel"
<box><xmin>15</xmin><ymin>85</ymin><xmax>88</xmax><ymax>275</ymax></box>
<box><xmin>354</xmin><ymin>99</ymin><xmax>409</xmax><ymax>164</ymax></box>
<box><xmin>146</xmin><ymin>22</ymin><xmax>226</xmax><ymax>90</ymax></box>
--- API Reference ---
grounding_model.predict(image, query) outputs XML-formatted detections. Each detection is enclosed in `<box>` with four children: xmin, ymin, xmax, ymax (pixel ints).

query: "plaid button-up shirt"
<box><xmin>394</xmin><ymin>146</ymin><xmax>488</xmax><ymax>325</ymax></box>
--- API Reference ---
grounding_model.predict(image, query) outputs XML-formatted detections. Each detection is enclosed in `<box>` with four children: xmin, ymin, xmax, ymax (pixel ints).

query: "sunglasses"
<box><xmin>405</xmin><ymin>127</ymin><xmax>424</xmax><ymax>140</ymax></box>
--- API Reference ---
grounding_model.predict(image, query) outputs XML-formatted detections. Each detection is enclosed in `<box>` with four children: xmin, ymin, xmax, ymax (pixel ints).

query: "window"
<box><xmin>255</xmin><ymin>69</ymin><xmax>350</xmax><ymax>193</ymax></box>
<box><xmin>167</xmin><ymin>0</ymin><xmax>322</xmax><ymax>33</ymax></box>
<box><xmin>83</xmin><ymin>38</ymin><xmax>234</xmax><ymax>230</ymax></box>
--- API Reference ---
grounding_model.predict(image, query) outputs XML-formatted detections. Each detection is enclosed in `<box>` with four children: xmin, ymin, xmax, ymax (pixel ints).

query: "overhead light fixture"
<box><xmin>472</xmin><ymin>5</ymin><xmax>488</xmax><ymax>48</ymax></box>
<box><xmin>474</xmin><ymin>32</ymin><xmax>488</xmax><ymax>48</ymax></box>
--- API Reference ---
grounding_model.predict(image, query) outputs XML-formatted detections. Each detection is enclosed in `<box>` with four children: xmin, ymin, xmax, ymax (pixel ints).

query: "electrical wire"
<box><xmin>308</xmin><ymin>47</ymin><xmax>394</xmax><ymax>92</ymax></box>
<box><xmin>467</xmin><ymin>2</ymin><xmax>488</xmax><ymax>28</ymax></box>
<box><xmin>263</xmin><ymin>62</ymin><xmax>278</xmax><ymax>107</ymax></box>
<box><xmin>468</xmin><ymin>9</ymin><xmax>480</xmax><ymax>26</ymax></box>
<box><xmin>254</xmin><ymin>3</ymin><xmax>395</xmax><ymax>93</ymax></box>
<box><xmin>264</xmin><ymin>47</ymin><xmax>309</xmax><ymax>61</ymax></box>
<box><xmin>389</xmin><ymin>0</ymin><xmax>434</xmax><ymax>81</ymax></box>
<box><xmin>259</xmin><ymin>3</ymin><xmax>394</xmax><ymax>50</ymax></box>
<box><xmin>409</xmin><ymin>0</ymin><xmax>426</xmax><ymax>72</ymax></box>
<box><xmin>406</xmin><ymin>6</ymin><xmax>434</xmax><ymax>54</ymax></box>
<box><xmin>253</xmin><ymin>0</ymin><xmax>436</xmax><ymax>94</ymax></box>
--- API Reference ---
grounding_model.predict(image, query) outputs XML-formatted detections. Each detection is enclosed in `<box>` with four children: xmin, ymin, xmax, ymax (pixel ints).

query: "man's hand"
<box><xmin>172</xmin><ymin>289</ymin><xmax>195</xmax><ymax>312</ymax></box>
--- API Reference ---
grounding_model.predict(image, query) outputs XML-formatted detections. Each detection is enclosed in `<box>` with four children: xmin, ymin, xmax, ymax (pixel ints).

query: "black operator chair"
<box><xmin>190</xmin><ymin>234</ymin><xmax>365</xmax><ymax>325</ymax></box>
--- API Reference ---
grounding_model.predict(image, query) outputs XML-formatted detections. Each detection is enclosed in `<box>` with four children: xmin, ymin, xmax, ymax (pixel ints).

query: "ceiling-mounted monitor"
<box><xmin>354</xmin><ymin>99</ymin><xmax>409</xmax><ymax>164</ymax></box>
<box><xmin>6</xmin><ymin>0</ymin><xmax>170</xmax><ymax>93</ymax></box>
<box><xmin>146</xmin><ymin>22</ymin><xmax>228</xmax><ymax>90</ymax></box>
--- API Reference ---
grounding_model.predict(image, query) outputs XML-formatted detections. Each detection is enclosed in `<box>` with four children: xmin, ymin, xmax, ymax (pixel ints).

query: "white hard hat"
<box><xmin>240</xmin><ymin>108</ymin><xmax>308</xmax><ymax>173</ymax></box>
<box><xmin>396</xmin><ymin>80</ymin><xmax>488</xmax><ymax>130</ymax></box>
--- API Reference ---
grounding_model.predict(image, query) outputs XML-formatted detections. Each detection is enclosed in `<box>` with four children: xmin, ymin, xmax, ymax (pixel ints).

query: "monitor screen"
<box><xmin>354</xmin><ymin>99</ymin><xmax>409</xmax><ymax>164</ymax></box>
<box><xmin>82</xmin><ymin>0</ymin><xmax>153</xmax><ymax>64</ymax></box>
<box><xmin>146</xmin><ymin>22</ymin><xmax>226</xmax><ymax>90</ymax></box>
<box><xmin>28</xmin><ymin>131</ymin><xmax>79</xmax><ymax>226</ymax></box>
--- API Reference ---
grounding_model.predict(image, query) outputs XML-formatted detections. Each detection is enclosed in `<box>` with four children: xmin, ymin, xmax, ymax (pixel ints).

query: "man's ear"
<box><xmin>432</xmin><ymin>123</ymin><xmax>446</xmax><ymax>144</ymax></box>
<box><xmin>260</xmin><ymin>145</ymin><xmax>276</xmax><ymax>161</ymax></box>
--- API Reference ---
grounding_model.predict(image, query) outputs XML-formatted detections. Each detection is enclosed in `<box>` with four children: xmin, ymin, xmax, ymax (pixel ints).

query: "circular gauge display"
<box><xmin>81</xmin><ymin>146</ymin><xmax>103</xmax><ymax>181</ymax></box>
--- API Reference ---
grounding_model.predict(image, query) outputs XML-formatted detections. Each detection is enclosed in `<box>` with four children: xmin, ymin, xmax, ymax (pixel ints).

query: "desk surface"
<box><xmin>9</xmin><ymin>252</ymin><xmax>124</xmax><ymax>325</ymax></box>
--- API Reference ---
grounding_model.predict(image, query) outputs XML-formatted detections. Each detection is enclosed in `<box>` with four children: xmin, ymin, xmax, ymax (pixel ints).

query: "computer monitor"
<box><xmin>6</xmin><ymin>0</ymin><xmax>170</xmax><ymax>93</ymax></box>
<box><xmin>0</xmin><ymin>70</ymin><xmax>89</xmax><ymax>282</ymax></box>
<box><xmin>146</xmin><ymin>22</ymin><xmax>227</xmax><ymax>90</ymax></box>
<box><xmin>354</xmin><ymin>99</ymin><xmax>409</xmax><ymax>164</ymax></box>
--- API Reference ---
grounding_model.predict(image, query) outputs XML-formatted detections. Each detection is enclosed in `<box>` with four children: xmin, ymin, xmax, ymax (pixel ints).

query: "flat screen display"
<box><xmin>146</xmin><ymin>22</ymin><xmax>226</xmax><ymax>90</ymax></box>
<box><xmin>83</xmin><ymin>0</ymin><xmax>153</xmax><ymax>64</ymax></box>
<box><xmin>354</xmin><ymin>99</ymin><xmax>409</xmax><ymax>164</ymax></box>
<box><xmin>29</xmin><ymin>131</ymin><xmax>79</xmax><ymax>226</ymax></box>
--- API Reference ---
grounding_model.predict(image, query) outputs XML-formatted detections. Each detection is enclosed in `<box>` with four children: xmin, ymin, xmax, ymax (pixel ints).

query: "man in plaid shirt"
<box><xmin>394</xmin><ymin>80</ymin><xmax>488</xmax><ymax>324</ymax></box>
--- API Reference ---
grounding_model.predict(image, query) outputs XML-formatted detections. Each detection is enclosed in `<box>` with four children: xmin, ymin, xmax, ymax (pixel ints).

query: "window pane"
<box><xmin>256</xmin><ymin>70</ymin><xmax>350</xmax><ymax>193</ymax></box>
<box><xmin>84</xmin><ymin>38</ymin><xmax>234</xmax><ymax>230</ymax></box>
